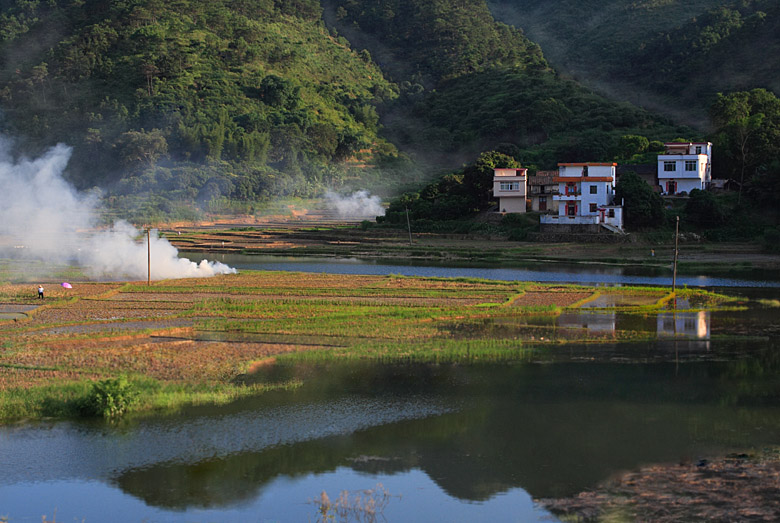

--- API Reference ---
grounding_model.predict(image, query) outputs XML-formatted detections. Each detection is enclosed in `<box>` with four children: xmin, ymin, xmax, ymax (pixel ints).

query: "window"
<box><xmin>582</xmin><ymin>165</ymin><xmax>589</xmax><ymax>177</ymax></box>
<box><xmin>664</xmin><ymin>161</ymin><xmax>676</xmax><ymax>172</ymax></box>
<box><xmin>589</xmin><ymin>185</ymin><xmax>598</xmax><ymax>194</ymax></box>
<box><xmin>685</xmin><ymin>160</ymin><xmax>697</xmax><ymax>172</ymax></box>
<box><xmin>567</xmin><ymin>203</ymin><xmax>576</xmax><ymax>216</ymax></box>
<box><xmin>500</xmin><ymin>182</ymin><xmax>519</xmax><ymax>191</ymax></box>
<box><xmin>589</xmin><ymin>203</ymin><xmax>597</xmax><ymax>213</ymax></box>
<box><xmin>695</xmin><ymin>146</ymin><xmax>702</xmax><ymax>154</ymax></box>
<box><xmin>608</xmin><ymin>209</ymin><xmax>615</xmax><ymax>218</ymax></box>
<box><xmin>566</xmin><ymin>183</ymin><xmax>577</xmax><ymax>195</ymax></box>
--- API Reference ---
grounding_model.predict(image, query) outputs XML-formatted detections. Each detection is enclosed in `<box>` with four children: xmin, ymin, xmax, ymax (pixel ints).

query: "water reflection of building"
<box><xmin>557</xmin><ymin>311</ymin><xmax>617</xmax><ymax>332</ymax></box>
<box><xmin>657</xmin><ymin>311</ymin><xmax>710</xmax><ymax>339</ymax></box>
<box><xmin>556</xmin><ymin>307</ymin><xmax>711</xmax><ymax>342</ymax></box>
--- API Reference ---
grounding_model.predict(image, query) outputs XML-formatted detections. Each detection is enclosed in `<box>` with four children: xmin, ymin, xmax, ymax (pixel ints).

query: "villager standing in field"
<box><xmin>37</xmin><ymin>285</ymin><xmax>44</xmax><ymax>300</ymax></box>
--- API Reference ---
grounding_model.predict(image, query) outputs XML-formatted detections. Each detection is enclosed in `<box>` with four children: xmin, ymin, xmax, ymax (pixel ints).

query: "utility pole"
<box><xmin>672</xmin><ymin>216</ymin><xmax>679</xmax><ymax>294</ymax></box>
<box><xmin>405</xmin><ymin>207</ymin><xmax>413</xmax><ymax>246</ymax></box>
<box><xmin>147</xmin><ymin>228</ymin><xmax>151</xmax><ymax>287</ymax></box>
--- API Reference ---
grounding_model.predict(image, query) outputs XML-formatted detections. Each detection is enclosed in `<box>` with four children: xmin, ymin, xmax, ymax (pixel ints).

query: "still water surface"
<box><xmin>181</xmin><ymin>252</ymin><xmax>780</xmax><ymax>287</ymax></box>
<box><xmin>2</xmin><ymin>259</ymin><xmax>780</xmax><ymax>521</ymax></box>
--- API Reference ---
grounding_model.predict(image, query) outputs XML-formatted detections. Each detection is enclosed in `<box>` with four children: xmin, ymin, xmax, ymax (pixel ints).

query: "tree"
<box><xmin>615</xmin><ymin>171</ymin><xmax>664</xmax><ymax>229</ymax></box>
<box><xmin>710</xmin><ymin>89</ymin><xmax>780</xmax><ymax>204</ymax></box>
<box><xmin>259</xmin><ymin>75</ymin><xmax>299</xmax><ymax>109</ymax></box>
<box><xmin>461</xmin><ymin>151</ymin><xmax>521</xmax><ymax>209</ymax></box>
<box><xmin>685</xmin><ymin>189</ymin><xmax>726</xmax><ymax>228</ymax></box>
<box><xmin>616</xmin><ymin>135</ymin><xmax>649</xmax><ymax>161</ymax></box>
<box><xmin>115</xmin><ymin>129</ymin><xmax>168</xmax><ymax>168</ymax></box>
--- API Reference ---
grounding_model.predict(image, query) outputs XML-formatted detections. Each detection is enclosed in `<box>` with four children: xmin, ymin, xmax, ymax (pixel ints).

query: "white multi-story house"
<box><xmin>540</xmin><ymin>162</ymin><xmax>623</xmax><ymax>232</ymax></box>
<box><xmin>657</xmin><ymin>142</ymin><xmax>712</xmax><ymax>195</ymax></box>
<box><xmin>493</xmin><ymin>168</ymin><xmax>527</xmax><ymax>213</ymax></box>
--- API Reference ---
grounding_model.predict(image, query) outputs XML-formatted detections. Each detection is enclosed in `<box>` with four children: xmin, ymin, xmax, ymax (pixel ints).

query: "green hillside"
<box><xmin>488</xmin><ymin>0</ymin><xmax>780</xmax><ymax>124</ymax></box>
<box><xmin>1</xmin><ymin>0</ymin><xmax>776</xmax><ymax>225</ymax></box>
<box><xmin>0</xmin><ymin>0</ymin><xmax>399</xmax><ymax>201</ymax></box>
<box><xmin>330</xmin><ymin>0</ymin><xmax>686</xmax><ymax>168</ymax></box>
<box><xmin>627</xmin><ymin>1</ymin><xmax>780</xmax><ymax>108</ymax></box>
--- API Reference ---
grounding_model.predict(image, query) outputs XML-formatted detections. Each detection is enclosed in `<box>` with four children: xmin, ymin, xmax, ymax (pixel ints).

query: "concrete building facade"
<box><xmin>493</xmin><ymin>168</ymin><xmax>527</xmax><ymax>213</ymax></box>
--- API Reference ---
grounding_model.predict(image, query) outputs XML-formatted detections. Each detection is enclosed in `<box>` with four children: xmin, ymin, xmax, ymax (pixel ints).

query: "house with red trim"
<box><xmin>657</xmin><ymin>142</ymin><xmax>712</xmax><ymax>195</ymax></box>
<box><xmin>540</xmin><ymin>162</ymin><xmax>623</xmax><ymax>233</ymax></box>
<box><xmin>493</xmin><ymin>168</ymin><xmax>527</xmax><ymax>213</ymax></box>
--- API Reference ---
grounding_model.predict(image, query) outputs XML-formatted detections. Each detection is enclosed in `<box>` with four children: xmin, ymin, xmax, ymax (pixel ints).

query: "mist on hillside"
<box><xmin>485</xmin><ymin>0</ymin><xmax>715</xmax><ymax>128</ymax></box>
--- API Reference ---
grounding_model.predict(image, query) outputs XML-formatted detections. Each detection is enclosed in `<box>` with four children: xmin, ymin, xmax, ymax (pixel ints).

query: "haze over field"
<box><xmin>324</xmin><ymin>190</ymin><xmax>385</xmax><ymax>219</ymax></box>
<box><xmin>0</xmin><ymin>138</ymin><xmax>235</xmax><ymax>280</ymax></box>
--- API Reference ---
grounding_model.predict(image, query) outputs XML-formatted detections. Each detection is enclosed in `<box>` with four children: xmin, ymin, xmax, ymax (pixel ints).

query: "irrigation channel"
<box><xmin>2</xmin><ymin>256</ymin><xmax>780</xmax><ymax>521</ymax></box>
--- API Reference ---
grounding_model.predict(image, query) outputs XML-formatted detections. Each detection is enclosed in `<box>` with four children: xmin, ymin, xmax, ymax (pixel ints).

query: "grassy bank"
<box><xmin>0</xmin><ymin>271</ymin><xmax>736</xmax><ymax>423</ymax></box>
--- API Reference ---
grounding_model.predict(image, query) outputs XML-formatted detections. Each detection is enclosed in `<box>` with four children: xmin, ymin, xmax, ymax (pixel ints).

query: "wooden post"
<box><xmin>147</xmin><ymin>228</ymin><xmax>151</xmax><ymax>287</ymax></box>
<box><xmin>405</xmin><ymin>207</ymin><xmax>413</xmax><ymax>246</ymax></box>
<box><xmin>672</xmin><ymin>215</ymin><xmax>679</xmax><ymax>294</ymax></box>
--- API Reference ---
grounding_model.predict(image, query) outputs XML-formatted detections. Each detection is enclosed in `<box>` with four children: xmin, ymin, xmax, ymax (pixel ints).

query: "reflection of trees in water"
<box><xmin>115</xmin><ymin>355</ymin><xmax>780</xmax><ymax>508</ymax></box>
<box><xmin>115</xmin><ymin>440</ymin><xmax>414</xmax><ymax>510</ymax></box>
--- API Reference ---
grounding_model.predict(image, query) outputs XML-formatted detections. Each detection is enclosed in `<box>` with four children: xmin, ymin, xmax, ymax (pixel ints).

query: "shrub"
<box><xmin>762</xmin><ymin>227</ymin><xmax>780</xmax><ymax>253</ymax></box>
<box><xmin>684</xmin><ymin>189</ymin><xmax>726</xmax><ymax>228</ymax></box>
<box><xmin>82</xmin><ymin>376</ymin><xmax>139</xmax><ymax>419</ymax></box>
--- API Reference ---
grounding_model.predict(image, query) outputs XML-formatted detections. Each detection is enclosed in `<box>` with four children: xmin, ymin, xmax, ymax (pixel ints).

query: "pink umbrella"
<box><xmin>61</xmin><ymin>282</ymin><xmax>73</xmax><ymax>289</ymax></box>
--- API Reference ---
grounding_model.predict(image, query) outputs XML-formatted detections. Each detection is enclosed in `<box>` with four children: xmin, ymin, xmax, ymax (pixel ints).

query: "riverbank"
<box><xmin>541</xmin><ymin>448</ymin><xmax>780</xmax><ymax>521</ymax></box>
<box><xmin>158</xmin><ymin>221</ymin><xmax>780</xmax><ymax>275</ymax></box>
<box><xmin>0</xmin><ymin>272</ymin><xmax>734</xmax><ymax>422</ymax></box>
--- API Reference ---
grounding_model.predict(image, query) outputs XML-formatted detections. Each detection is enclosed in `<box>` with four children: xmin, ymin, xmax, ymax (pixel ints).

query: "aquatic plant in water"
<box><xmin>311</xmin><ymin>483</ymin><xmax>395</xmax><ymax>523</ymax></box>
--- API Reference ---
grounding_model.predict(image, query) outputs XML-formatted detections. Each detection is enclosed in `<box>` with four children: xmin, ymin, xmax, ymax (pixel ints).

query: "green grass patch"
<box><xmin>277</xmin><ymin>338</ymin><xmax>534</xmax><ymax>364</ymax></box>
<box><xmin>0</xmin><ymin>376</ymin><xmax>302</xmax><ymax>422</ymax></box>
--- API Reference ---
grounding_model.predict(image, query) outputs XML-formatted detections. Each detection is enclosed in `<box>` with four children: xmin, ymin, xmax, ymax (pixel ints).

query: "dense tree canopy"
<box><xmin>0</xmin><ymin>0</ymin><xmax>777</xmax><ymax>229</ymax></box>
<box><xmin>710</xmin><ymin>88</ymin><xmax>780</xmax><ymax>205</ymax></box>
<box><xmin>0</xmin><ymin>0</ymin><xmax>399</xmax><ymax>200</ymax></box>
<box><xmin>615</xmin><ymin>171</ymin><xmax>664</xmax><ymax>230</ymax></box>
<box><xmin>381</xmin><ymin>150</ymin><xmax>519</xmax><ymax>223</ymax></box>
<box><xmin>489</xmin><ymin>0</ymin><xmax>780</xmax><ymax>119</ymax></box>
<box><xmin>334</xmin><ymin>0</ymin><xmax>546</xmax><ymax>84</ymax></box>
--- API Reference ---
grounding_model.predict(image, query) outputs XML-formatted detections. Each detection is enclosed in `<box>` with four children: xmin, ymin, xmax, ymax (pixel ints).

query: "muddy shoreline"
<box><xmin>540</xmin><ymin>449</ymin><xmax>780</xmax><ymax>521</ymax></box>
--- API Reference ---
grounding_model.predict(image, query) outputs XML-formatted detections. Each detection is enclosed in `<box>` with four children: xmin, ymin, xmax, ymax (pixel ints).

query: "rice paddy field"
<box><xmin>0</xmin><ymin>271</ymin><xmax>732</xmax><ymax>422</ymax></box>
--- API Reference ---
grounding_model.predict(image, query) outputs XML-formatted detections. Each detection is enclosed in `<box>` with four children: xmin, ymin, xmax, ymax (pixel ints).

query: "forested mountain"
<box><xmin>1</xmin><ymin>0</ymin><xmax>774</xmax><ymax>220</ymax></box>
<box><xmin>328</xmin><ymin>0</ymin><xmax>684</xmax><ymax>170</ymax></box>
<box><xmin>0</xmin><ymin>0</ymin><xmax>399</xmax><ymax>203</ymax></box>
<box><xmin>489</xmin><ymin>0</ymin><xmax>780</xmax><ymax>125</ymax></box>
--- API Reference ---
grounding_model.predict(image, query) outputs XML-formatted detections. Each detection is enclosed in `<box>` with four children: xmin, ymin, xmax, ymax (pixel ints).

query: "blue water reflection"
<box><xmin>182</xmin><ymin>253</ymin><xmax>780</xmax><ymax>288</ymax></box>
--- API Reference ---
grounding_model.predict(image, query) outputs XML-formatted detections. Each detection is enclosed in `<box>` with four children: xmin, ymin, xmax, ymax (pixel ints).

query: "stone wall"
<box><xmin>528</xmin><ymin>231</ymin><xmax>634</xmax><ymax>243</ymax></box>
<box><xmin>540</xmin><ymin>223</ymin><xmax>602</xmax><ymax>234</ymax></box>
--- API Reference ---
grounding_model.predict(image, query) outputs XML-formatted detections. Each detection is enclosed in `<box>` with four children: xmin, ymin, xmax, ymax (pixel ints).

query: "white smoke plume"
<box><xmin>324</xmin><ymin>190</ymin><xmax>385</xmax><ymax>219</ymax></box>
<box><xmin>0</xmin><ymin>139</ymin><xmax>235</xmax><ymax>280</ymax></box>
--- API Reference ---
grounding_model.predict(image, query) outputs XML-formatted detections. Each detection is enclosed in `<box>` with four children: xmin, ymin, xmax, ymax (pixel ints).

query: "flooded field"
<box><xmin>1</xmin><ymin>268</ymin><xmax>778</xmax><ymax>521</ymax></box>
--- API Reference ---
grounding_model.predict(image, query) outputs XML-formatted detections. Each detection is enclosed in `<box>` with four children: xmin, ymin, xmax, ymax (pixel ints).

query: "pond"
<box><xmin>3</xmin><ymin>352</ymin><xmax>780</xmax><ymax>520</ymax></box>
<box><xmin>2</xmin><ymin>288</ymin><xmax>780</xmax><ymax>521</ymax></box>
<box><xmin>179</xmin><ymin>252</ymin><xmax>780</xmax><ymax>288</ymax></box>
